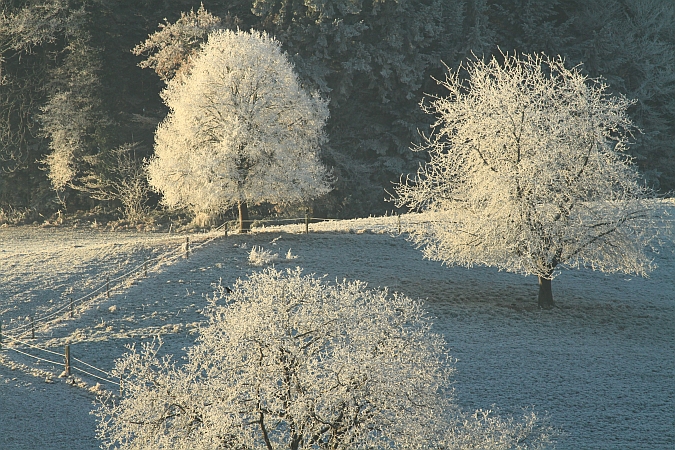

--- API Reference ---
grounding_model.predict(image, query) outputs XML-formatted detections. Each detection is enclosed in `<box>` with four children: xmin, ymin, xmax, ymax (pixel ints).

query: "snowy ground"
<box><xmin>0</xmin><ymin>212</ymin><xmax>674</xmax><ymax>449</ymax></box>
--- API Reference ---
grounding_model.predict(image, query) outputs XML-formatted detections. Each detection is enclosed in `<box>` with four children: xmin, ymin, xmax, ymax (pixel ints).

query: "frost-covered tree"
<box><xmin>131</xmin><ymin>3</ymin><xmax>221</xmax><ymax>83</ymax></box>
<box><xmin>0</xmin><ymin>0</ymin><xmax>89</xmax><ymax>182</ymax></box>
<box><xmin>395</xmin><ymin>52</ymin><xmax>666</xmax><ymax>308</ymax></box>
<box><xmin>95</xmin><ymin>268</ymin><xmax>553</xmax><ymax>449</ymax></box>
<box><xmin>147</xmin><ymin>29</ymin><xmax>331</xmax><ymax>232</ymax></box>
<box><xmin>40</xmin><ymin>31</ymin><xmax>108</xmax><ymax>203</ymax></box>
<box><xmin>0</xmin><ymin>0</ymin><xmax>111</xmax><ymax>209</ymax></box>
<box><xmin>96</xmin><ymin>268</ymin><xmax>452</xmax><ymax>449</ymax></box>
<box><xmin>0</xmin><ymin>0</ymin><xmax>70</xmax><ymax>172</ymax></box>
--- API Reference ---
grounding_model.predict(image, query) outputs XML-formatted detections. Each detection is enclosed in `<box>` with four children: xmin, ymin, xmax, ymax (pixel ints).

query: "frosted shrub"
<box><xmin>77</xmin><ymin>143</ymin><xmax>150</xmax><ymax>221</ymax></box>
<box><xmin>248</xmin><ymin>245</ymin><xmax>279</xmax><ymax>266</ymax></box>
<box><xmin>95</xmin><ymin>268</ymin><xmax>553</xmax><ymax>449</ymax></box>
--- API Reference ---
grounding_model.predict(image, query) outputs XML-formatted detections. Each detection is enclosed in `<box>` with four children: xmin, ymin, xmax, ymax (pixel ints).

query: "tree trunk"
<box><xmin>238</xmin><ymin>201</ymin><xmax>250</xmax><ymax>233</ymax></box>
<box><xmin>537</xmin><ymin>275</ymin><xmax>554</xmax><ymax>309</ymax></box>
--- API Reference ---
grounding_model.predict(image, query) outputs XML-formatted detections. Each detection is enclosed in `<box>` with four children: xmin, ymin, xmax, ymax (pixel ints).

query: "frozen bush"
<box><xmin>94</xmin><ymin>268</ymin><xmax>553</xmax><ymax>450</ymax></box>
<box><xmin>248</xmin><ymin>246</ymin><xmax>279</xmax><ymax>266</ymax></box>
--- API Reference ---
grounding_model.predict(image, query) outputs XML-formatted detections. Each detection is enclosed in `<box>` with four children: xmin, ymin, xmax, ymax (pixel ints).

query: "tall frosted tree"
<box><xmin>0</xmin><ymin>0</ymin><xmax>105</xmax><ymax>209</ymax></box>
<box><xmin>395</xmin><ymin>52</ymin><xmax>665</xmax><ymax>308</ymax></box>
<box><xmin>147</xmin><ymin>29</ymin><xmax>331</xmax><ymax>232</ymax></box>
<box><xmin>41</xmin><ymin>29</ymin><xmax>109</xmax><ymax>205</ymax></box>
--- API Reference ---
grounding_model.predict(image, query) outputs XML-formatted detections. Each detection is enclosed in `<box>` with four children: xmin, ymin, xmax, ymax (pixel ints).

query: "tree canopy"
<box><xmin>146</xmin><ymin>29</ymin><xmax>331</xmax><ymax>231</ymax></box>
<box><xmin>395</xmin><ymin>52</ymin><xmax>665</xmax><ymax>308</ymax></box>
<box><xmin>1</xmin><ymin>0</ymin><xmax>674</xmax><ymax>221</ymax></box>
<box><xmin>95</xmin><ymin>268</ymin><xmax>553</xmax><ymax>449</ymax></box>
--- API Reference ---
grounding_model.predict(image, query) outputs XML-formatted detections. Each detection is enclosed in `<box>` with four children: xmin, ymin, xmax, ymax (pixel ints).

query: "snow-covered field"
<box><xmin>0</xmin><ymin>214</ymin><xmax>674</xmax><ymax>449</ymax></box>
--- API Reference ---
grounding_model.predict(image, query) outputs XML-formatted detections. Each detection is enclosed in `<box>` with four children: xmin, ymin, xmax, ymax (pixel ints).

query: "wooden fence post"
<box><xmin>305</xmin><ymin>208</ymin><xmax>310</xmax><ymax>234</ymax></box>
<box><xmin>397</xmin><ymin>212</ymin><xmax>401</xmax><ymax>234</ymax></box>
<box><xmin>186</xmin><ymin>236</ymin><xmax>190</xmax><ymax>258</ymax></box>
<box><xmin>64</xmin><ymin>345</ymin><xmax>71</xmax><ymax>376</ymax></box>
<box><xmin>31</xmin><ymin>316</ymin><xmax>35</xmax><ymax>339</ymax></box>
<box><xmin>106</xmin><ymin>276</ymin><xmax>110</xmax><ymax>298</ymax></box>
<box><xmin>144</xmin><ymin>261</ymin><xmax>148</xmax><ymax>277</ymax></box>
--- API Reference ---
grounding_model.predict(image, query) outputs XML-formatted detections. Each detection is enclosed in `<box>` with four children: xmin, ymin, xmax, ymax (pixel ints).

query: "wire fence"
<box><xmin>0</xmin><ymin>221</ymin><xmax>233</xmax><ymax>390</ymax></box>
<box><xmin>4</xmin><ymin>334</ymin><xmax>119</xmax><ymax>386</ymax></box>
<box><xmin>3</xmin><ymin>221</ymin><xmax>231</xmax><ymax>339</ymax></box>
<box><xmin>0</xmin><ymin>214</ymin><xmax>333</xmax><ymax>390</ymax></box>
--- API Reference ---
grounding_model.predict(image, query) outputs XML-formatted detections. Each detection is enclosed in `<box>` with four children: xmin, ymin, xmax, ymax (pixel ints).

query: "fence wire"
<box><xmin>0</xmin><ymin>221</ymin><xmax>232</xmax><ymax>389</ymax></box>
<box><xmin>3</xmin><ymin>333</ymin><xmax>120</xmax><ymax>385</ymax></box>
<box><xmin>4</xmin><ymin>221</ymin><xmax>230</xmax><ymax>338</ymax></box>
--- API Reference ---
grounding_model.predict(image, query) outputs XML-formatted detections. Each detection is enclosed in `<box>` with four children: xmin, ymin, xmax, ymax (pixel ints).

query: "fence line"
<box><xmin>4</xmin><ymin>333</ymin><xmax>119</xmax><ymax>384</ymax></box>
<box><xmin>1</xmin><ymin>211</ymin><xmax>671</xmax><ymax>338</ymax></box>
<box><xmin>8</xmin><ymin>345</ymin><xmax>120</xmax><ymax>386</ymax></box>
<box><xmin>0</xmin><ymin>222</ymin><xmax>234</xmax><ymax>390</ymax></box>
<box><xmin>1</xmin><ymin>210</ymin><xmax>672</xmax><ymax>391</ymax></box>
<box><xmin>4</xmin><ymin>334</ymin><xmax>63</xmax><ymax>358</ymax></box>
<box><xmin>72</xmin><ymin>356</ymin><xmax>116</xmax><ymax>377</ymax></box>
<box><xmin>4</xmin><ymin>221</ymin><xmax>230</xmax><ymax>338</ymax></box>
<box><xmin>71</xmin><ymin>366</ymin><xmax>119</xmax><ymax>386</ymax></box>
<box><xmin>5</xmin><ymin>244</ymin><xmax>185</xmax><ymax>336</ymax></box>
<box><xmin>7</xmin><ymin>346</ymin><xmax>64</xmax><ymax>368</ymax></box>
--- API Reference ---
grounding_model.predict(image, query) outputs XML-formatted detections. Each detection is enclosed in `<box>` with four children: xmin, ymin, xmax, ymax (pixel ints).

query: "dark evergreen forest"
<box><xmin>1</xmin><ymin>0</ymin><xmax>673</xmax><ymax>223</ymax></box>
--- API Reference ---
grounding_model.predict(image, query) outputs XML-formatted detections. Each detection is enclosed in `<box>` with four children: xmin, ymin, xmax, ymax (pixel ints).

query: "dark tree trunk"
<box><xmin>537</xmin><ymin>275</ymin><xmax>554</xmax><ymax>309</ymax></box>
<box><xmin>238</xmin><ymin>201</ymin><xmax>250</xmax><ymax>233</ymax></box>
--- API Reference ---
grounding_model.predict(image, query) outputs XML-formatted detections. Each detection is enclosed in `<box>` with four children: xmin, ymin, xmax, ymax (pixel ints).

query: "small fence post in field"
<box><xmin>185</xmin><ymin>236</ymin><xmax>191</xmax><ymax>258</ymax></box>
<box><xmin>224</xmin><ymin>222</ymin><xmax>228</xmax><ymax>237</ymax></box>
<box><xmin>31</xmin><ymin>315</ymin><xmax>35</xmax><ymax>339</ymax></box>
<box><xmin>64</xmin><ymin>345</ymin><xmax>71</xmax><ymax>376</ymax></box>
<box><xmin>305</xmin><ymin>208</ymin><xmax>310</xmax><ymax>234</ymax></box>
<box><xmin>397</xmin><ymin>212</ymin><xmax>401</xmax><ymax>234</ymax></box>
<box><xmin>144</xmin><ymin>261</ymin><xmax>148</xmax><ymax>278</ymax></box>
<box><xmin>69</xmin><ymin>297</ymin><xmax>73</xmax><ymax>318</ymax></box>
<box><xmin>106</xmin><ymin>276</ymin><xmax>110</xmax><ymax>298</ymax></box>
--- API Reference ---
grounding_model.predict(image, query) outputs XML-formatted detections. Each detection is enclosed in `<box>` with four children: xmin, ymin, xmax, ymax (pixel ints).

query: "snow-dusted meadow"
<box><xmin>0</xmin><ymin>211</ymin><xmax>674</xmax><ymax>449</ymax></box>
